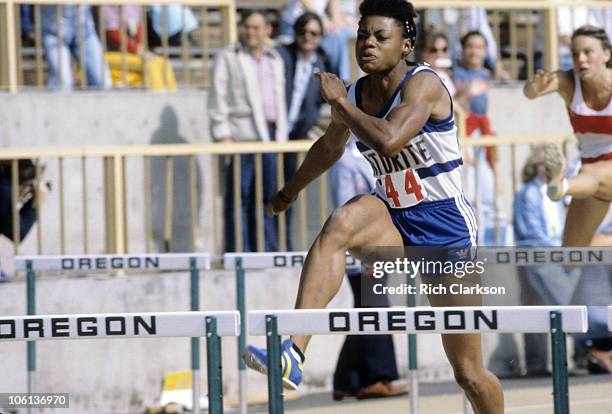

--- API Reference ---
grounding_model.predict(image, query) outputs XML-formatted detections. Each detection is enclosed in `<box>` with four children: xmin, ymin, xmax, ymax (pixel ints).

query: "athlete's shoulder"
<box><xmin>403</xmin><ymin>66</ymin><xmax>446</xmax><ymax>95</ymax></box>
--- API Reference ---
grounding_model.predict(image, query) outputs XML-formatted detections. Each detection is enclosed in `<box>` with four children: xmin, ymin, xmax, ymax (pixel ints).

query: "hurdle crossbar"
<box><xmin>0</xmin><ymin>311</ymin><xmax>238</xmax><ymax>414</ymax></box>
<box><xmin>248</xmin><ymin>306</ymin><xmax>588</xmax><ymax>335</ymax></box>
<box><xmin>251</xmin><ymin>307</ymin><xmax>587</xmax><ymax>414</ymax></box>
<box><xmin>14</xmin><ymin>253</ymin><xmax>212</xmax><ymax>272</ymax></box>
<box><xmin>223</xmin><ymin>252</ymin><xmax>359</xmax><ymax>270</ymax></box>
<box><xmin>0</xmin><ymin>311</ymin><xmax>240</xmax><ymax>340</ymax></box>
<box><xmin>478</xmin><ymin>247</ymin><xmax>612</xmax><ymax>266</ymax></box>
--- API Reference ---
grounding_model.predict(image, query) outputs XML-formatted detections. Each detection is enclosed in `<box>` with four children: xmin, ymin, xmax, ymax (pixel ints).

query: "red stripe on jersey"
<box><xmin>582</xmin><ymin>151</ymin><xmax>612</xmax><ymax>164</ymax></box>
<box><xmin>568</xmin><ymin>109</ymin><xmax>612</xmax><ymax>135</ymax></box>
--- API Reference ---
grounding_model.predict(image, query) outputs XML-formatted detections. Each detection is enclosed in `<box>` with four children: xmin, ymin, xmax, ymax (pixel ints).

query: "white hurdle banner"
<box><xmin>223</xmin><ymin>252</ymin><xmax>359</xmax><ymax>270</ymax></box>
<box><xmin>608</xmin><ymin>306</ymin><xmax>612</xmax><ymax>331</ymax></box>
<box><xmin>0</xmin><ymin>311</ymin><xmax>240</xmax><ymax>341</ymax></box>
<box><xmin>248</xmin><ymin>306</ymin><xmax>588</xmax><ymax>336</ymax></box>
<box><xmin>255</xmin><ymin>307</ymin><xmax>585</xmax><ymax>414</ymax></box>
<box><xmin>1</xmin><ymin>311</ymin><xmax>238</xmax><ymax>414</ymax></box>
<box><xmin>479</xmin><ymin>247</ymin><xmax>612</xmax><ymax>266</ymax></box>
<box><xmin>223</xmin><ymin>247</ymin><xmax>612</xmax><ymax>270</ymax></box>
<box><xmin>14</xmin><ymin>253</ymin><xmax>212</xmax><ymax>272</ymax></box>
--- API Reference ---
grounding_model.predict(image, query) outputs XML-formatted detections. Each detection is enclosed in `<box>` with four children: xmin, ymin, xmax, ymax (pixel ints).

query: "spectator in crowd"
<box><xmin>330</xmin><ymin>140</ymin><xmax>410</xmax><ymax>399</ymax></box>
<box><xmin>424</xmin><ymin>8</ymin><xmax>508</xmax><ymax>80</ymax></box>
<box><xmin>147</xmin><ymin>5</ymin><xmax>198</xmax><ymax>49</ymax></box>
<box><xmin>277</xmin><ymin>12</ymin><xmax>328</xmax><ymax>249</ymax></box>
<box><xmin>102</xmin><ymin>5</ymin><xmax>176</xmax><ymax>91</ymax></box>
<box><xmin>453</xmin><ymin>31</ymin><xmax>507</xmax><ymax>245</ymax></box>
<box><xmin>278</xmin><ymin>0</ymin><xmax>355</xmax><ymax>82</ymax></box>
<box><xmin>208</xmin><ymin>10</ymin><xmax>287</xmax><ymax>252</ymax></box>
<box><xmin>418</xmin><ymin>31</ymin><xmax>455</xmax><ymax>96</ymax></box>
<box><xmin>41</xmin><ymin>5</ymin><xmax>111</xmax><ymax>90</ymax></box>
<box><xmin>512</xmin><ymin>152</ymin><xmax>612</xmax><ymax>374</ymax></box>
<box><xmin>0</xmin><ymin>160</ymin><xmax>49</xmax><ymax>282</ymax></box>
<box><xmin>513</xmin><ymin>145</ymin><xmax>567</xmax><ymax>376</ymax></box>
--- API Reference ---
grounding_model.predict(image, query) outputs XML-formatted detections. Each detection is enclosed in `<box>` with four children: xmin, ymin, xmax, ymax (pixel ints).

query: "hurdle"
<box><xmin>223</xmin><ymin>252</ymin><xmax>359</xmax><ymax>414</ymax></box>
<box><xmin>0</xmin><ymin>311</ymin><xmax>239</xmax><ymax>413</ymax></box>
<box><xmin>249</xmin><ymin>306</ymin><xmax>588</xmax><ymax>414</ymax></box>
<box><xmin>13</xmin><ymin>253</ymin><xmax>211</xmax><ymax>414</ymax></box>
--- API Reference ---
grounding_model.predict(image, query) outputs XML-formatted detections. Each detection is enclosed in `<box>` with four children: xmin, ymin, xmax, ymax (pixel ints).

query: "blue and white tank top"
<box><xmin>347</xmin><ymin>65</ymin><xmax>464</xmax><ymax>207</ymax></box>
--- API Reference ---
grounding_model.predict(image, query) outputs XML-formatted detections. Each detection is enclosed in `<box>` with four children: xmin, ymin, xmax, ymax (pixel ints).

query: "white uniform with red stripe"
<box><xmin>567</xmin><ymin>71</ymin><xmax>612</xmax><ymax>163</ymax></box>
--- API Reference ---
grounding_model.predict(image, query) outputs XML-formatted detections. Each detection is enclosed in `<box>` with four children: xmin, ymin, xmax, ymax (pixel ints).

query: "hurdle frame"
<box><xmin>223</xmin><ymin>251</ymin><xmax>360</xmax><ymax>414</ymax></box>
<box><xmin>14</xmin><ymin>253</ymin><xmax>211</xmax><ymax>414</ymax></box>
<box><xmin>252</xmin><ymin>306</ymin><xmax>587</xmax><ymax>414</ymax></box>
<box><xmin>0</xmin><ymin>311</ymin><xmax>238</xmax><ymax>414</ymax></box>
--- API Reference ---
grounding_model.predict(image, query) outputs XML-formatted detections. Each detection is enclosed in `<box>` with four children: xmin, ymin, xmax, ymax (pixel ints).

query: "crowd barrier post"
<box><xmin>266</xmin><ymin>315</ymin><xmax>284</xmax><ymax>414</ymax></box>
<box><xmin>550</xmin><ymin>311</ymin><xmax>569</xmax><ymax>414</ymax></box>
<box><xmin>235</xmin><ymin>257</ymin><xmax>248</xmax><ymax>414</ymax></box>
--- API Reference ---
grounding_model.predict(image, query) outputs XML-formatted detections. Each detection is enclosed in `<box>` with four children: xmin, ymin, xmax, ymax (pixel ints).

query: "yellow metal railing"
<box><xmin>2</xmin><ymin>0</ymin><xmax>612</xmax><ymax>91</ymax></box>
<box><xmin>0</xmin><ymin>133</ymin><xmax>576</xmax><ymax>256</ymax></box>
<box><xmin>0</xmin><ymin>0</ymin><xmax>237</xmax><ymax>91</ymax></box>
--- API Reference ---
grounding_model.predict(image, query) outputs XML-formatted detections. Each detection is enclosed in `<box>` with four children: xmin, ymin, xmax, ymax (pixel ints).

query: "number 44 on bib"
<box><xmin>382</xmin><ymin>169</ymin><xmax>427</xmax><ymax>208</ymax></box>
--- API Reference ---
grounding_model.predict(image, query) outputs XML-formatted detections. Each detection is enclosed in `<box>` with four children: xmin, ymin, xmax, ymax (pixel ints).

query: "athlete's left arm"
<box><xmin>332</xmin><ymin>72</ymin><xmax>447</xmax><ymax>158</ymax></box>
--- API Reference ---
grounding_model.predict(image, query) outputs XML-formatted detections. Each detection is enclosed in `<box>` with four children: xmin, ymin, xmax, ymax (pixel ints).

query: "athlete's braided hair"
<box><xmin>572</xmin><ymin>25</ymin><xmax>611</xmax><ymax>68</ymax></box>
<box><xmin>359</xmin><ymin>0</ymin><xmax>418</xmax><ymax>49</ymax></box>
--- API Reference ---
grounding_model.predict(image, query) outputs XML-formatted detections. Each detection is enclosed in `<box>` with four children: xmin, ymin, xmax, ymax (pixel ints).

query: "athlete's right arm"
<box><xmin>268</xmin><ymin>116</ymin><xmax>350</xmax><ymax>215</ymax></box>
<box><xmin>523</xmin><ymin>69</ymin><xmax>571</xmax><ymax>100</ymax></box>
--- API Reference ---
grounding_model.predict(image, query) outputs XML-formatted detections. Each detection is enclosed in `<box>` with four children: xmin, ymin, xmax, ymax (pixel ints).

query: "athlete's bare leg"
<box><xmin>290</xmin><ymin>194</ymin><xmax>504</xmax><ymax>412</ymax></box>
<box><xmin>563</xmin><ymin>197</ymin><xmax>611</xmax><ymax>246</ymax></box>
<box><xmin>567</xmin><ymin>161</ymin><xmax>612</xmax><ymax>199</ymax></box>
<box><xmin>426</xmin><ymin>275</ymin><xmax>504</xmax><ymax>414</ymax></box>
<box><xmin>290</xmin><ymin>194</ymin><xmax>404</xmax><ymax>352</ymax></box>
<box><xmin>545</xmin><ymin>145</ymin><xmax>612</xmax><ymax>200</ymax></box>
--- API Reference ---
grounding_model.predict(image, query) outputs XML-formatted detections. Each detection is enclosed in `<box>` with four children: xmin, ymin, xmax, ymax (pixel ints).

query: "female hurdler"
<box><xmin>246</xmin><ymin>1</ymin><xmax>504</xmax><ymax>412</ymax></box>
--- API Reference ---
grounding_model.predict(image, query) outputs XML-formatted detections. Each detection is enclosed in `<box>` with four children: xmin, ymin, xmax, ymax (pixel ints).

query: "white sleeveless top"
<box><xmin>348</xmin><ymin>65</ymin><xmax>464</xmax><ymax>205</ymax></box>
<box><xmin>567</xmin><ymin>71</ymin><xmax>612</xmax><ymax>161</ymax></box>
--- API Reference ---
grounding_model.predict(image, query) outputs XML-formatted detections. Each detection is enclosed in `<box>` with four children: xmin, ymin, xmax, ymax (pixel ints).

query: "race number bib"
<box><xmin>378</xmin><ymin>169</ymin><xmax>427</xmax><ymax>208</ymax></box>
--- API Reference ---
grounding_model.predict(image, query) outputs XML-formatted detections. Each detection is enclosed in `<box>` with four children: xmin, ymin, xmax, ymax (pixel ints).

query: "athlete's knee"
<box><xmin>579</xmin><ymin>164</ymin><xmax>600</xmax><ymax>182</ymax></box>
<box><xmin>319</xmin><ymin>206</ymin><xmax>357</xmax><ymax>247</ymax></box>
<box><xmin>452</xmin><ymin>362</ymin><xmax>485</xmax><ymax>395</ymax></box>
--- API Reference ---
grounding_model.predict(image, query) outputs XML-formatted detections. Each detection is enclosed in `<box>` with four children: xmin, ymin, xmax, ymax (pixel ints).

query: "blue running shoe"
<box><xmin>244</xmin><ymin>339</ymin><xmax>304</xmax><ymax>390</ymax></box>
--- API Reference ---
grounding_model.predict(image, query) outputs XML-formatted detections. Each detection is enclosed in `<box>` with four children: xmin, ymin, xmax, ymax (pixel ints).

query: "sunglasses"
<box><xmin>429</xmin><ymin>46</ymin><xmax>448</xmax><ymax>53</ymax></box>
<box><xmin>297</xmin><ymin>29</ymin><xmax>322</xmax><ymax>38</ymax></box>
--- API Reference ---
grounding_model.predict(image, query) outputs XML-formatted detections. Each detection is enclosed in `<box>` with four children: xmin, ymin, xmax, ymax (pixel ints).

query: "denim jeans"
<box><xmin>224</xmin><ymin>152</ymin><xmax>278</xmax><ymax>252</ymax></box>
<box><xmin>41</xmin><ymin>5</ymin><xmax>111</xmax><ymax>90</ymax></box>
